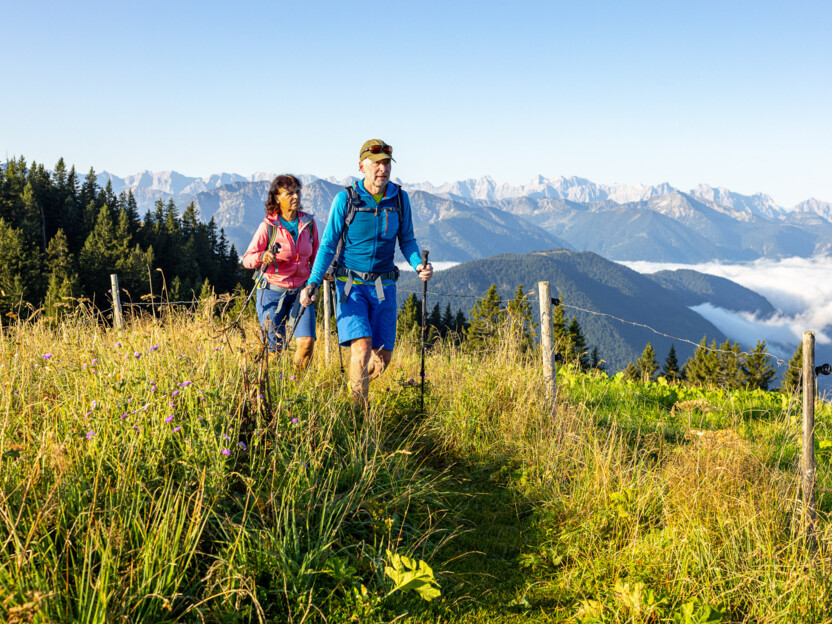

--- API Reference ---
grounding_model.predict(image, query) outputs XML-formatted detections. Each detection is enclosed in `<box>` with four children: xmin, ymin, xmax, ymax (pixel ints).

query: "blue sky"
<box><xmin>2</xmin><ymin>0</ymin><xmax>830</xmax><ymax>206</ymax></box>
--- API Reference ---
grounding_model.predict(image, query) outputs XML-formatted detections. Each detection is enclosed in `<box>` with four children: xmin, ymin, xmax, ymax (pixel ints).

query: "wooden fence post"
<box><xmin>538</xmin><ymin>281</ymin><xmax>557</xmax><ymax>415</ymax></box>
<box><xmin>802</xmin><ymin>330</ymin><xmax>817</xmax><ymax>551</ymax></box>
<box><xmin>323</xmin><ymin>281</ymin><xmax>332</xmax><ymax>364</ymax></box>
<box><xmin>110</xmin><ymin>274</ymin><xmax>124</xmax><ymax>330</ymax></box>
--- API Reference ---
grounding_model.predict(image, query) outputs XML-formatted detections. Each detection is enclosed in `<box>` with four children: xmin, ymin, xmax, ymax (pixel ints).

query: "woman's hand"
<box><xmin>262</xmin><ymin>250</ymin><xmax>275</xmax><ymax>266</ymax></box>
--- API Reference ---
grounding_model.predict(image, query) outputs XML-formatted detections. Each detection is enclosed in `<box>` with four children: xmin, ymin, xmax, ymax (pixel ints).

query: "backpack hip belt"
<box><xmin>334</xmin><ymin>264</ymin><xmax>400</xmax><ymax>302</ymax></box>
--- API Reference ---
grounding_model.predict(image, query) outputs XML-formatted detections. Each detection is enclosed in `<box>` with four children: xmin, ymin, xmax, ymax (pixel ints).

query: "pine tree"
<box><xmin>396</xmin><ymin>293</ymin><xmax>421</xmax><ymax>341</ymax></box>
<box><xmin>636</xmin><ymin>342</ymin><xmax>659</xmax><ymax>383</ymax></box>
<box><xmin>465</xmin><ymin>284</ymin><xmax>505</xmax><ymax>350</ymax></box>
<box><xmin>590</xmin><ymin>346</ymin><xmax>604</xmax><ymax>370</ymax></box>
<box><xmin>685</xmin><ymin>337</ymin><xmax>719</xmax><ymax>387</ymax></box>
<box><xmin>79</xmin><ymin>204</ymin><xmax>123</xmax><ymax>297</ymax></box>
<box><xmin>552</xmin><ymin>303</ymin><xmax>568</xmax><ymax>362</ymax></box>
<box><xmin>506</xmin><ymin>284</ymin><xmax>536</xmax><ymax>353</ymax></box>
<box><xmin>441</xmin><ymin>303</ymin><xmax>455</xmax><ymax>337</ymax></box>
<box><xmin>661</xmin><ymin>345</ymin><xmax>682</xmax><ymax>382</ymax></box>
<box><xmin>742</xmin><ymin>340</ymin><xmax>777</xmax><ymax>390</ymax></box>
<box><xmin>781</xmin><ymin>343</ymin><xmax>803</xmax><ymax>394</ymax></box>
<box><xmin>622</xmin><ymin>362</ymin><xmax>640</xmax><ymax>381</ymax></box>
<box><xmin>428</xmin><ymin>302</ymin><xmax>442</xmax><ymax>332</ymax></box>
<box><xmin>0</xmin><ymin>218</ymin><xmax>32</xmax><ymax>316</ymax></box>
<box><xmin>716</xmin><ymin>339</ymin><xmax>743</xmax><ymax>390</ymax></box>
<box><xmin>566</xmin><ymin>317</ymin><xmax>590</xmax><ymax>370</ymax></box>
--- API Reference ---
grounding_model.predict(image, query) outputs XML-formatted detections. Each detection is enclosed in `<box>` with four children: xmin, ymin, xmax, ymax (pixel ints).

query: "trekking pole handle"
<box><xmin>421</xmin><ymin>249</ymin><xmax>429</xmax><ymax>268</ymax></box>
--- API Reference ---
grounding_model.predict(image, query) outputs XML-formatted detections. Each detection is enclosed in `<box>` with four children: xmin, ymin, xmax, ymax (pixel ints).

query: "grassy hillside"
<box><xmin>3</xmin><ymin>307</ymin><xmax>832</xmax><ymax>623</ymax></box>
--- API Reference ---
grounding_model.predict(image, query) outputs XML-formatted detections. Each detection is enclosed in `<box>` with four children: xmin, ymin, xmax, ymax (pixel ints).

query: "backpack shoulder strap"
<box><xmin>324</xmin><ymin>185</ymin><xmax>361</xmax><ymax>277</ymax></box>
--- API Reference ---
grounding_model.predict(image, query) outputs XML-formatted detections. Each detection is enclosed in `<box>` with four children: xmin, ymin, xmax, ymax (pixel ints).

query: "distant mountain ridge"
<box><xmin>97</xmin><ymin>169</ymin><xmax>832</xmax><ymax>264</ymax></box>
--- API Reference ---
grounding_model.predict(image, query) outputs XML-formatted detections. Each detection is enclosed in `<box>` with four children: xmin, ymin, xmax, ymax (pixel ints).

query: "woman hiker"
<box><xmin>242</xmin><ymin>174</ymin><xmax>320</xmax><ymax>368</ymax></box>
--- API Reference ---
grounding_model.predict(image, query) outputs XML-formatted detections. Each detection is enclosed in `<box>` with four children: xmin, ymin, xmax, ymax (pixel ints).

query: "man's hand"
<box><xmin>416</xmin><ymin>262</ymin><xmax>433</xmax><ymax>282</ymax></box>
<box><xmin>299</xmin><ymin>282</ymin><xmax>318</xmax><ymax>307</ymax></box>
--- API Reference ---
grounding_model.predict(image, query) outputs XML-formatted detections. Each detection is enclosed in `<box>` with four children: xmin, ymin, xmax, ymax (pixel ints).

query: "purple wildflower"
<box><xmin>179</xmin><ymin>381</ymin><xmax>192</xmax><ymax>387</ymax></box>
<box><xmin>134</xmin><ymin>352</ymin><xmax>141</xmax><ymax>359</ymax></box>
<box><xmin>42</xmin><ymin>353</ymin><xmax>53</xmax><ymax>360</ymax></box>
<box><xmin>221</xmin><ymin>448</ymin><xmax>231</xmax><ymax>456</ymax></box>
<box><xmin>165</xmin><ymin>415</ymin><xmax>174</xmax><ymax>423</ymax></box>
<box><xmin>92</xmin><ymin>359</ymin><xmax>98</xmax><ymax>365</ymax></box>
<box><xmin>115</xmin><ymin>342</ymin><xmax>122</xmax><ymax>348</ymax></box>
<box><xmin>223</xmin><ymin>434</ymin><xmax>230</xmax><ymax>440</ymax></box>
<box><xmin>121</xmin><ymin>413</ymin><xmax>128</xmax><ymax>419</ymax></box>
<box><xmin>291</xmin><ymin>417</ymin><xmax>299</xmax><ymax>425</ymax></box>
<box><xmin>86</xmin><ymin>430</ymin><xmax>95</xmax><ymax>440</ymax></box>
<box><xmin>151</xmin><ymin>385</ymin><xmax>157</xmax><ymax>392</ymax></box>
<box><xmin>91</xmin><ymin>400</ymin><xmax>97</xmax><ymax>410</ymax></box>
<box><xmin>84</xmin><ymin>411</ymin><xmax>92</xmax><ymax>418</ymax></box>
<box><xmin>171</xmin><ymin>390</ymin><xmax>180</xmax><ymax>397</ymax></box>
<box><xmin>172</xmin><ymin>426</ymin><xmax>181</xmax><ymax>433</ymax></box>
<box><xmin>82</xmin><ymin>363</ymin><xmax>87</xmax><ymax>371</ymax></box>
<box><xmin>150</xmin><ymin>345</ymin><xmax>159</xmax><ymax>352</ymax></box>
<box><xmin>238</xmin><ymin>441</ymin><xmax>247</xmax><ymax>450</ymax></box>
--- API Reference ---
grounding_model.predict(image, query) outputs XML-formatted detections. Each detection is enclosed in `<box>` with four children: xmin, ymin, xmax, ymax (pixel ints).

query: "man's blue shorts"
<box><xmin>335</xmin><ymin>279</ymin><xmax>397</xmax><ymax>350</ymax></box>
<box><xmin>255</xmin><ymin>288</ymin><xmax>316</xmax><ymax>352</ymax></box>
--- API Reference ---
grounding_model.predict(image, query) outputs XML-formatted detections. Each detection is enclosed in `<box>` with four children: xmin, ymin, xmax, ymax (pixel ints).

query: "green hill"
<box><xmin>397</xmin><ymin>249</ymin><xmax>731</xmax><ymax>371</ymax></box>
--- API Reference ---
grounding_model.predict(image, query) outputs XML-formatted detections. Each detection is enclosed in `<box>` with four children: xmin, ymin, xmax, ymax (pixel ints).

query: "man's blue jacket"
<box><xmin>308</xmin><ymin>180</ymin><xmax>422</xmax><ymax>286</ymax></box>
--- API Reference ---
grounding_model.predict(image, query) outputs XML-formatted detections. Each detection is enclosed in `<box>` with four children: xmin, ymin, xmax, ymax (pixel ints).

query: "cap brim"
<box><xmin>365</xmin><ymin>153</ymin><xmax>395</xmax><ymax>163</ymax></box>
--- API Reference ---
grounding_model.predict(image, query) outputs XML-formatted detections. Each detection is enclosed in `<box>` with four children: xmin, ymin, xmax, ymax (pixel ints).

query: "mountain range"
<box><xmin>98</xmin><ymin>170</ymin><xmax>832</xmax><ymax>264</ymax></box>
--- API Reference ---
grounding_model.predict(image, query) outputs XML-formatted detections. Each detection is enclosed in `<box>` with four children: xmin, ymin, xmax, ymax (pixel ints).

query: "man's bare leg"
<box><xmin>350</xmin><ymin>337</ymin><xmax>373</xmax><ymax>407</ymax></box>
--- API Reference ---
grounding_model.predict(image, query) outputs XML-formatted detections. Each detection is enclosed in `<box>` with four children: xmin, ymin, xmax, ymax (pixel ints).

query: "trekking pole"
<box><xmin>420</xmin><ymin>250</ymin><xmax>429</xmax><ymax>412</ymax></box>
<box><xmin>230</xmin><ymin>241</ymin><xmax>281</xmax><ymax>334</ymax></box>
<box><xmin>284</xmin><ymin>285</ymin><xmax>311</xmax><ymax>347</ymax></box>
<box><xmin>330</xmin><ymin>280</ymin><xmax>344</xmax><ymax>375</ymax></box>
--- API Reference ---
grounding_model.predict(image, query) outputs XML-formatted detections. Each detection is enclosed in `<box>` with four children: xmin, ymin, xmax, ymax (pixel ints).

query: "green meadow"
<box><xmin>3</xmin><ymin>305</ymin><xmax>832</xmax><ymax>623</ymax></box>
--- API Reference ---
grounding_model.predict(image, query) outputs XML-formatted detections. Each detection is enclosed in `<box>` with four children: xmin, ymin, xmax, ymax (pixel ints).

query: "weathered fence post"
<box><xmin>802</xmin><ymin>331</ymin><xmax>817</xmax><ymax>551</ymax></box>
<box><xmin>538</xmin><ymin>281</ymin><xmax>557</xmax><ymax>415</ymax></box>
<box><xmin>110</xmin><ymin>274</ymin><xmax>124</xmax><ymax>330</ymax></box>
<box><xmin>323</xmin><ymin>280</ymin><xmax>332</xmax><ymax>364</ymax></box>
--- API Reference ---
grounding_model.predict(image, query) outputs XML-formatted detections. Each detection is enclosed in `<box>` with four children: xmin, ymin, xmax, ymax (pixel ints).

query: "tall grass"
<box><xmin>3</xmin><ymin>306</ymin><xmax>832</xmax><ymax>622</ymax></box>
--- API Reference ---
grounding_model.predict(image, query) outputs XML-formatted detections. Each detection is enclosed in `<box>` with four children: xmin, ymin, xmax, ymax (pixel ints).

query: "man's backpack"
<box><xmin>325</xmin><ymin>183</ymin><xmax>404</xmax><ymax>301</ymax></box>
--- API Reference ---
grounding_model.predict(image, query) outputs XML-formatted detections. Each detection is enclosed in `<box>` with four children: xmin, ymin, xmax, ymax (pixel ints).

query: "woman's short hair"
<box><xmin>265</xmin><ymin>174</ymin><xmax>302</xmax><ymax>215</ymax></box>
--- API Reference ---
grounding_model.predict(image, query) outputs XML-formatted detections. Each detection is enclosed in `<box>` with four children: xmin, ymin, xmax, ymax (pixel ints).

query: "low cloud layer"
<box><xmin>624</xmin><ymin>256</ymin><xmax>832</xmax><ymax>358</ymax></box>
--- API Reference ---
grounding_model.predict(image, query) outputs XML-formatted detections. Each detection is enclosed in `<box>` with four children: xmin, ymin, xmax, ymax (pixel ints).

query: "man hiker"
<box><xmin>300</xmin><ymin>139</ymin><xmax>432</xmax><ymax>406</ymax></box>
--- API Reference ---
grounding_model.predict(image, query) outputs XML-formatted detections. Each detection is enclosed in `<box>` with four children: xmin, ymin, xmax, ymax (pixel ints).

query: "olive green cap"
<box><xmin>359</xmin><ymin>139</ymin><xmax>395</xmax><ymax>163</ymax></box>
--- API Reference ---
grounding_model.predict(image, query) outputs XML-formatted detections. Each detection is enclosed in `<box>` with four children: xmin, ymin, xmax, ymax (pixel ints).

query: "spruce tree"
<box><xmin>716</xmin><ymin>340</ymin><xmax>743</xmax><ymax>390</ymax></box>
<box><xmin>742</xmin><ymin>340</ymin><xmax>777</xmax><ymax>390</ymax></box>
<box><xmin>782</xmin><ymin>343</ymin><xmax>803</xmax><ymax>394</ymax></box>
<box><xmin>622</xmin><ymin>362</ymin><xmax>640</xmax><ymax>381</ymax></box>
<box><xmin>396</xmin><ymin>293</ymin><xmax>420</xmax><ymax>341</ymax></box>
<box><xmin>465</xmin><ymin>284</ymin><xmax>505</xmax><ymax>350</ymax></box>
<box><xmin>0</xmin><ymin>218</ymin><xmax>33</xmax><ymax>316</ymax></box>
<box><xmin>661</xmin><ymin>345</ymin><xmax>681</xmax><ymax>381</ymax></box>
<box><xmin>507</xmin><ymin>284</ymin><xmax>535</xmax><ymax>353</ymax></box>
<box><xmin>636</xmin><ymin>342</ymin><xmax>659</xmax><ymax>383</ymax></box>
<box><xmin>685</xmin><ymin>337</ymin><xmax>719</xmax><ymax>387</ymax></box>
<box><xmin>566</xmin><ymin>316</ymin><xmax>590</xmax><ymax>370</ymax></box>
